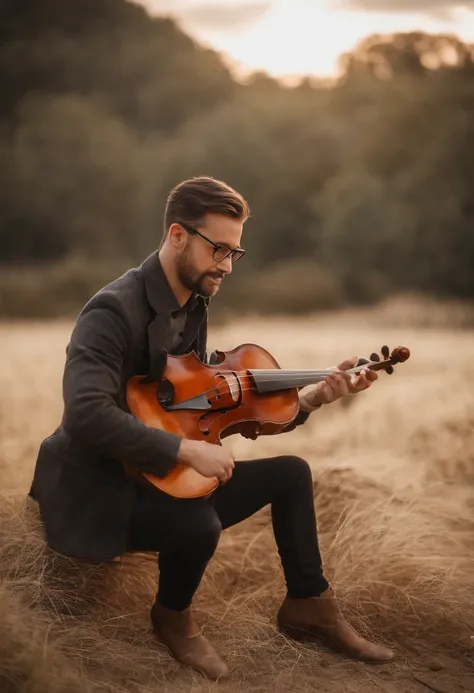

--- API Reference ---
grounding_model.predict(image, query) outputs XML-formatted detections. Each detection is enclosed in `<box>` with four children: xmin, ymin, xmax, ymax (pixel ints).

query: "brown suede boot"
<box><xmin>277</xmin><ymin>588</ymin><xmax>394</xmax><ymax>664</ymax></box>
<box><xmin>150</xmin><ymin>602</ymin><xmax>230</xmax><ymax>680</ymax></box>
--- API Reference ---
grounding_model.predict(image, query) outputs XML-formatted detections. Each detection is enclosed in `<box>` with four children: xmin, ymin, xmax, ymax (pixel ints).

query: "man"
<box><xmin>30</xmin><ymin>176</ymin><xmax>394</xmax><ymax>680</ymax></box>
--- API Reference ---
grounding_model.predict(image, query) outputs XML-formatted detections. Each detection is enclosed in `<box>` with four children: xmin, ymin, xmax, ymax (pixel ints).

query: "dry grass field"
<box><xmin>1</xmin><ymin>299</ymin><xmax>473</xmax><ymax>693</ymax></box>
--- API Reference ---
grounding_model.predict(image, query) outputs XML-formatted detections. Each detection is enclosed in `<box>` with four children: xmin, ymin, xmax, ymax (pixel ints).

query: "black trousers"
<box><xmin>128</xmin><ymin>455</ymin><xmax>329</xmax><ymax>610</ymax></box>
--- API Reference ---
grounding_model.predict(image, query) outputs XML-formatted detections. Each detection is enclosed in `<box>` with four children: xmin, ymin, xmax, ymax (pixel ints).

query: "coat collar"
<box><xmin>139</xmin><ymin>252</ymin><xmax>209</xmax><ymax>381</ymax></box>
<box><xmin>140</xmin><ymin>250</ymin><xmax>206</xmax><ymax>315</ymax></box>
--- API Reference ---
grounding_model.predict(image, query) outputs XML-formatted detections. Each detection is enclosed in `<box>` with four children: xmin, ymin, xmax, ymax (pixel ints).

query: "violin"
<box><xmin>126</xmin><ymin>343</ymin><xmax>410</xmax><ymax>499</ymax></box>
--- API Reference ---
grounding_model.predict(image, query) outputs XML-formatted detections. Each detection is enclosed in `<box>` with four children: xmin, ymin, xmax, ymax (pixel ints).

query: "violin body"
<box><xmin>126</xmin><ymin>343</ymin><xmax>299</xmax><ymax>499</ymax></box>
<box><xmin>126</xmin><ymin>341</ymin><xmax>410</xmax><ymax>499</ymax></box>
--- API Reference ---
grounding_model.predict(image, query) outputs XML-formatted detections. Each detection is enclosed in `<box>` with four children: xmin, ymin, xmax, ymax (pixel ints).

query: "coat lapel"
<box><xmin>144</xmin><ymin>313</ymin><xmax>171</xmax><ymax>380</ymax></box>
<box><xmin>141</xmin><ymin>251</ymin><xmax>181</xmax><ymax>314</ymax></box>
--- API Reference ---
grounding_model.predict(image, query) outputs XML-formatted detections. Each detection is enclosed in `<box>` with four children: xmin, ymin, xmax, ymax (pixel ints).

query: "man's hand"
<box><xmin>298</xmin><ymin>356</ymin><xmax>378</xmax><ymax>412</ymax></box>
<box><xmin>178</xmin><ymin>438</ymin><xmax>235</xmax><ymax>484</ymax></box>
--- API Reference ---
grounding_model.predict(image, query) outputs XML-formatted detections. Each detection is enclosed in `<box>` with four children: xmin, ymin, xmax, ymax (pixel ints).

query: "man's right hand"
<box><xmin>177</xmin><ymin>438</ymin><xmax>235</xmax><ymax>484</ymax></box>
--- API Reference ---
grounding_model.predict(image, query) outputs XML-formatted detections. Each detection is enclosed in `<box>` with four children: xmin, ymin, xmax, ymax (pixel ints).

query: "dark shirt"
<box><xmin>169</xmin><ymin>293</ymin><xmax>200</xmax><ymax>354</ymax></box>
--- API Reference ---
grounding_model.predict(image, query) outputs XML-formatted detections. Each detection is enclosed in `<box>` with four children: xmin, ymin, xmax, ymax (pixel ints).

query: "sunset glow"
<box><xmin>138</xmin><ymin>0</ymin><xmax>474</xmax><ymax>80</ymax></box>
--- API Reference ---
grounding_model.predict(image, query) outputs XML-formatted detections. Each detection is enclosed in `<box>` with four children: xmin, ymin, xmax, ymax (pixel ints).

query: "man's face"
<box><xmin>174</xmin><ymin>212</ymin><xmax>244</xmax><ymax>297</ymax></box>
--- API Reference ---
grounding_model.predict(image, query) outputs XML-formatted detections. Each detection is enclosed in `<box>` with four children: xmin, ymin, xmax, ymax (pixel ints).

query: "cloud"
<box><xmin>334</xmin><ymin>1</ymin><xmax>474</xmax><ymax>20</ymax></box>
<box><xmin>179</xmin><ymin>2</ymin><xmax>271</xmax><ymax>32</ymax></box>
<box><xmin>140</xmin><ymin>1</ymin><xmax>271</xmax><ymax>32</ymax></box>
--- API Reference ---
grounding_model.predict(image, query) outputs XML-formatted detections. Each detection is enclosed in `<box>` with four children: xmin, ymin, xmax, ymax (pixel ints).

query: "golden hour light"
<box><xmin>2</xmin><ymin>2</ymin><xmax>474</xmax><ymax>692</ymax></box>
<box><xmin>139</xmin><ymin>0</ymin><xmax>474</xmax><ymax>79</ymax></box>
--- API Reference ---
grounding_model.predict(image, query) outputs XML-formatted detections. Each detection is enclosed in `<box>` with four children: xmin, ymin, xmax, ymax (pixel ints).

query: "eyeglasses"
<box><xmin>180</xmin><ymin>223</ymin><xmax>246</xmax><ymax>264</ymax></box>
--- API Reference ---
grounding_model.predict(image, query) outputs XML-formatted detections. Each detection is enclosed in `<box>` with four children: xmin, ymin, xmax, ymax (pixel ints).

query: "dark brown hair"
<box><xmin>161</xmin><ymin>176</ymin><xmax>249</xmax><ymax>244</ymax></box>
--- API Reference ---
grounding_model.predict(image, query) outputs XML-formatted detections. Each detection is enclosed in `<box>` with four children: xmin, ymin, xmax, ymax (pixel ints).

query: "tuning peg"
<box><xmin>381</xmin><ymin>345</ymin><xmax>390</xmax><ymax>359</ymax></box>
<box><xmin>356</xmin><ymin>358</ymin><xmax>370</xmax><ymax>367</ymax></box>
<box><xmin>370</xmin><ymin>352</ymin><xmax>380</xmax><ymax>362</ymax></box>
<box><xmin>385</xmin><ymin>365</ymin><xmax>394</xmax><ymax>375</ymax></box>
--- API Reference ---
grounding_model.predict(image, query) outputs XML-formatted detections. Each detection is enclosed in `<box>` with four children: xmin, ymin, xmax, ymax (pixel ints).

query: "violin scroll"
<box><xmin>362</xmin><ymin>345</ymin><xmax>410</xmax><ymax>376</ymax></box>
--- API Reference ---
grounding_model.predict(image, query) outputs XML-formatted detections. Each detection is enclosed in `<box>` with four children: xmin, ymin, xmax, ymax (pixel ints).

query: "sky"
<box><xmin>137</xmin><ymin>0</ymin><xmax>474</xmax><ymax>80</ymax></box>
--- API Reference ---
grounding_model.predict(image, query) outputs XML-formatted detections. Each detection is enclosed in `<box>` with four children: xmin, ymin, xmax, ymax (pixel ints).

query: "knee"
<box><xmin>279</xmin><ymin>455</ymin><xmax>313</xmax><ymax>486</ymax></box>
<box><xmin>195</xmin><ymin>508</ymin><xmax>222</xmax><ymax>546</ymax></box>
<box><xmin>174</xmin><ymin>504</ymin><xmax>222</xmax><ymax>553</ymax></box>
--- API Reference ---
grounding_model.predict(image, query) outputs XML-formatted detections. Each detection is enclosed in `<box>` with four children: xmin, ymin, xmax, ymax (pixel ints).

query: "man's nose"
<box><xmin>216</xmin><ymin>255</ymin><xmax>233</xmax><ymax>274</ymax></box>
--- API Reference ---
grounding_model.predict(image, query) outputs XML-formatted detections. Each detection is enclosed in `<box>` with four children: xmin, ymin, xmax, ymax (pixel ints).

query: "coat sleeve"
<box><xmin>278</xmin><ymin>408</ymin><xmax>311</xmax><ymax>433</ymax></box>
<box><xmin>61</xmin><ymin>293</ymin><xmax>181</xmax><ymax>477</ymax></box>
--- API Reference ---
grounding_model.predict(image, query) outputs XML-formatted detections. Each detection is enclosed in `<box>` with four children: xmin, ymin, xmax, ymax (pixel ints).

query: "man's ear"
<box><xmin>168</xmin><ymin>223</ymin><xmax>187</xmax><ymax>250</ymax></box>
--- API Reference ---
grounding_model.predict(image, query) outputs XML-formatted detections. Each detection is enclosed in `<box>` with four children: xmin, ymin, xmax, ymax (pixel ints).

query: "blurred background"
<box><xmin>1</xmin><ymin>6</ymin><xmax>474</xmax><ymax>691</ymax></box>
<box><xmin>1</xmin><ymin>0</ymin><xmax>474</xmax><ymax>319</ymax></box>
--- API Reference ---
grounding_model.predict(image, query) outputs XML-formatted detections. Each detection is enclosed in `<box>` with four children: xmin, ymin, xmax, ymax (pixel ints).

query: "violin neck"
<box><xmin>247</xmin><ymin>363</ymin><xmax>375</xmax><ymax>394</ymax></box>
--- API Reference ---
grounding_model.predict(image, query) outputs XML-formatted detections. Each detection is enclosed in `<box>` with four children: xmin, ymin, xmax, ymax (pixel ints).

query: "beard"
<box><xmin>176</xmin><ymin>247</ymin><xmax>224</xmax><ymax>297</ymax></box>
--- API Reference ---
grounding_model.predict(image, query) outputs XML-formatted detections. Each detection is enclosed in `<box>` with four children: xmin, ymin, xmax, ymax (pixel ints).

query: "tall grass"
<box><xmin>0</xmin><ymin>308</ymin><xmax>473</xmax><ymax>691</ymax></box>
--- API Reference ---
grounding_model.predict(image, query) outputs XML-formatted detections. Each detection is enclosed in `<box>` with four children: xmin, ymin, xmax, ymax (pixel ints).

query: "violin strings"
<box><xmin>215</xmin><ymin>361</ymin><xmax>379</xmax><ymax>390</ymax></box>
<box><xmin>205</xmin><ymin>375</ymin><xmax>350</xmax><ymax>404</ymax></box>
<box><xmin>198</xmin><ymin>361</ymin><xmax>381</xmax><ymax>407</ymax></box>
<box><xmin>218</xmin><ymin>361</ymin><xmax>379</xmax><ymax>387</ymax></box>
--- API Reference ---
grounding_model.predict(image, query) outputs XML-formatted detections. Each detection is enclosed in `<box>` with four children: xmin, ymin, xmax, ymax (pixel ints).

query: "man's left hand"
<box><xmin>298</xmin><ymin>356</ymin><xmax>378</xmax><ymax>412</ymax></box>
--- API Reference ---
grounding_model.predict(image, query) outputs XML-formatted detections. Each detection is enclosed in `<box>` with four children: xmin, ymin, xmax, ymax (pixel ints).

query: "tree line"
<box><xmin>0</xmin><ymin>0</ymin><xmax>473</xmax><ymax>316</ymax></box>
